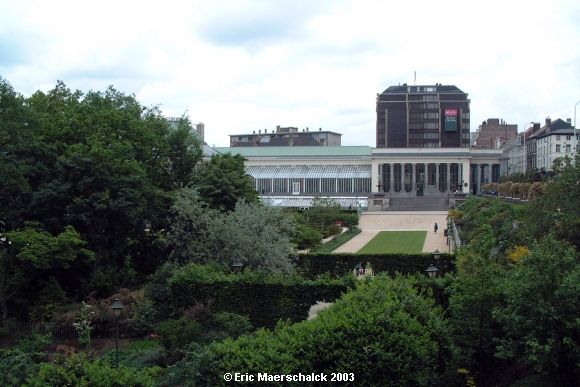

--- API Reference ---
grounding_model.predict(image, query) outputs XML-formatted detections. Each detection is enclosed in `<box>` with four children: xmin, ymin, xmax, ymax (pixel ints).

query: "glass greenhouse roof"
<box><xmin>245</xmin><ymin>164</ymin><xmax>371</xmax><ymax>179</ymax></box>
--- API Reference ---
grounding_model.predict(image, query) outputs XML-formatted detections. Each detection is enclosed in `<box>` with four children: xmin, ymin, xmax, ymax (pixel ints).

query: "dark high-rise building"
<box><xmin>376</xmin><ymin>84</ymin><xmax>470</xmax><ymax>148</ymax></box>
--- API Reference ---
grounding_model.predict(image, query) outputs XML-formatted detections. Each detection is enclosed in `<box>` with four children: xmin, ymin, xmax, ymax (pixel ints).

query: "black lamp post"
<box><xmin>433</xmin><ymin>249</ymin><xmax>441</xmax><ymax>261</ymax></box>
<box><xmin>231</xmin><ymin>259</ymin><xmax>243</xmax><ymax>273</ymax></box>
<box><xmin>111</xmin><ymin>298</ymin><xmax>123</xmax><ymax>368</ymax></box>
<box><xmin>425</xmin><ymin>264</ymin><xmax>439</xmax><ymax>278</ymax></box>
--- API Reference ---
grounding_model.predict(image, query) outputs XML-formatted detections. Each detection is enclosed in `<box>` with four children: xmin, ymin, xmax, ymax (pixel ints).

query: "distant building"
<box><xmin>533</xmin><ymin>118</ymin><xmax>577</xmax><ymax>171</ymax></box>
<box><xmin>376</xmin><ymin>84</ymin><xmax>470</xmax><ymax>148</ymax></box>
<box><xmin>472</xmin><ymin>118</ymin><xmax>517</xmax><ymax>149</ymax></box>
<box><xmin>229</xmin><ymin>126</ymin><xmax>342</xmax><ymax>147</ymax></box>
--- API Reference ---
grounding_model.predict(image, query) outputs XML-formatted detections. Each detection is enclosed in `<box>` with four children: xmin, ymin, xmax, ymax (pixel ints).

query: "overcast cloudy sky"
<box><xmin>1</xmin><ymin>0</ymin><xmax>579</xmax><ymax>146</ymax></box>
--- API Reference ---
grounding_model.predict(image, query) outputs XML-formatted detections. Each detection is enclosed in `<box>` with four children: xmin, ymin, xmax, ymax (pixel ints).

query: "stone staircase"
<box><xmin>385</xmin><ymin>196</ymin><xmax>449</xmax><ymax>211</ymax></box>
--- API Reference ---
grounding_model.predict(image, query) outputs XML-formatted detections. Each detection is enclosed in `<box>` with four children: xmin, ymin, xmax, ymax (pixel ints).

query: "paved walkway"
<box><xmin>333</xmin><ymin>211</ymin><xmax>449</xmax><ymax>253</ymax></box>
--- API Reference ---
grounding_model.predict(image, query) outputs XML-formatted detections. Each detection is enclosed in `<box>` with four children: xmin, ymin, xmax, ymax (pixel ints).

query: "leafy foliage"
<box><xmin>193</xmin><ymin>153</ymin><xmax>258</xmax><ymax>211</ymax></box>
<box><xmin>493</xmin><ymin>236</ymin><xmax>579</xmax><ymax>381</ymax></box>
<box><xmin>166</xmin><ymin>190</ymin><xmax>295</xmax><ymax>274</ymax></box>
<box><xmin>26</xmin><ymin>354</ymin><xmax>161</xmax><ymax>387</ymax></box>
<box><xmin>184</xmin><ymin>275</ymin><xmax>454</xmax><ymax>386</ymax></box>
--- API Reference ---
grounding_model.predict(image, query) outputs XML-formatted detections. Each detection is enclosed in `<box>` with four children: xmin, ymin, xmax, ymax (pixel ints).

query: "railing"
<box><xmin>0</xmin><ymin>320</ymin><xmax>131</xmax><ymax>342</ymax></box>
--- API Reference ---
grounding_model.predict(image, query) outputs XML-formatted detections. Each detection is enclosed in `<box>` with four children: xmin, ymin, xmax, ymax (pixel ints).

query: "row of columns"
<box><xmin>372</xmin><ymin>161</ymin><xmax>471</xmax><ymax>194</ymax></box>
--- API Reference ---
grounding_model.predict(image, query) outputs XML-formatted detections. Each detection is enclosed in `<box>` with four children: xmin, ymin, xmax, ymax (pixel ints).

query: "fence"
<box><xmin>0</xmin><ymin>319</ymin><xmax>131</xmax><ymax>342</ymax></box>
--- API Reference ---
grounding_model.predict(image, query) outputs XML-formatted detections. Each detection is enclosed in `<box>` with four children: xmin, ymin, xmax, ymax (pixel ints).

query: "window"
<box><xmin>566</xmin><ymin>135</ymin><xmax>571</xmax><ymax>140</ymax></box>
<box><xmin>566</xmin><ymin>144</ymin><xmax>571</xmax><ymax>153</ymax></box>
<box><xmin>556</xmin><ymin>144</ymin><xmax>561</xmax><ymax>153</ymax></box>
<box><xmin>556</xmin><ymin>135</ymin><xmax>561</xmax><ymax>140</ymax></box>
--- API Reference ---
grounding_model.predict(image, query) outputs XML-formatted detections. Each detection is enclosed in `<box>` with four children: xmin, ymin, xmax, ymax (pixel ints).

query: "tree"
<box><xmin>193</xmin><ymin>153</ymin><xmax>258</xmax><ymax>212</ymax></box>
<box><xmin>305</xmin><ymin>197</ymin><xmax>342</xmax><ymax>234</ymax></box>
<box><xmin>493</xmin><ymin>236</ymin><xmax>579</xmax><ymax>382</ymax></box>
<box><xmin>448</xmin><ymin>226</ymin><xmax>506</xmax><ymax>377</ymax></box>
<box><xmin>525</xmin><ymin>154</ymin><xmax>580</xmax><ymax>248</ymax></box>
<box><xmin>166</xmin><ymin>189</ymin><xmax>295</xmax><ymax>274</ymax></box>
<box><xmin>0</xmin><ymin>225</ymin><xmax>93</xmax><ymax>321</ymax></box>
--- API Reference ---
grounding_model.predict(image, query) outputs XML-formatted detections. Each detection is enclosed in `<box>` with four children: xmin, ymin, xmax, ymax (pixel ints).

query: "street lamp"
<box><xmin>111</xmin><ymin>298</ymin><xmax>123</xmax><ymax>368</ymax></box>
<box><xmin>230</xmin><ymin>259</ymin><xmax>243</xmax><ymax>273</ymax></box>
<box><xmin>425</xmin><ymin>264</ymin><xmax>439</xmax><ymax>278</ymax></box>
<box><xmin>433</xmin><ymin>249</ymin><xmax>441</xmax><ymax>261</ymax></box>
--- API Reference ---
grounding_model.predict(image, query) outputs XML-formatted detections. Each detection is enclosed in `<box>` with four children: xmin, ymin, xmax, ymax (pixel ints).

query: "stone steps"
<box><xmin>386</xmin><ymin>197</ymin><xmax>449</xmax><ymax>211</ymax></box>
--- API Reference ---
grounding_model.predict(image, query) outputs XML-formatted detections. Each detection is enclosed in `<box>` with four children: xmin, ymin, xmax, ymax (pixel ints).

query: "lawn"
<box><xmin>357</xmin><ymin>231</ymin><xmax>427</xmax><ymax>254</ymax></box>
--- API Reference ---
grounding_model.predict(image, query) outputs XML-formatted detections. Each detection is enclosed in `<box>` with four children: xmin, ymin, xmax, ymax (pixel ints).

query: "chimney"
<box><xmin>567</xmin><ymin>118</ymin><xmax>572</xmax><ymax>124</ymax></box>
<box><xmin>196</xmin><ymin>123</ymin><xmax>205</xmax><ymax>142</ymax></box>
<box><xmin>253</xmin><ymin>130</ymin><xmax>255</xmax><ymax>134</ymax></box>
<box><xmin>259</xmin><ymin>130</ymin><xmax>261</xmax><ymax>134</ymax></box>
<box><xmin>545</xmin><ymin>117</ymin><xmax>551</xmax><ymax>126</ymax></box>
<box><xmin>319</xmin><ymin>128</ymin><xmax>322</xmax><ymax>131</ymax></box>
<box><xmin>306</xmin><ymin>127</ymin><xmax>309</xmax><ymax>132</ymax></box>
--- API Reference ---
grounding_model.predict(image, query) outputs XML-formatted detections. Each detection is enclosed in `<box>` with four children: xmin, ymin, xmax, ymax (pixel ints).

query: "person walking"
<box><xmin>434</xmin><ymin>222</ymin><xmax>439</xmax><ymax>234</ymax></box>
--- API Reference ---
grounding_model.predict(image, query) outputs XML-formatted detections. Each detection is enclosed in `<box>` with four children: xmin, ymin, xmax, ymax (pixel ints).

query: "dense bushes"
<box><xmin>296</xmin><ymin>252</ymin><xmax>455</xmax><ymax>278</ymax></box>
<box><xmin>167</xmin><ymin>264</ymin><xmax>353</xmax><ymax>328</ymax></box>
<box><xmin>176</xmin><ymin>275</ymin><xmax>454</xmax><ymax>386</ymax></box>
<box><xmin>26</xmin><ymin>355</ymin><xmax>161</xmax><ymax>386</ymax></box>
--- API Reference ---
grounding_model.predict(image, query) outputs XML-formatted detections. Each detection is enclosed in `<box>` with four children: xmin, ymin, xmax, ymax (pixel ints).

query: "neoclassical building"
<box><xmin>214</xmin><ymin>146</ymin><xmax>505</xmax><ymax>209</ymax></box>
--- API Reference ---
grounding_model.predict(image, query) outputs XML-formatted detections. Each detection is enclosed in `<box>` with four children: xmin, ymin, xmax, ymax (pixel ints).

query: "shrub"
<box><xmin>323</xmin><ymin>223</ymin><xmax>342</xmax><ymax>238</ymax></box>
<box><xmin>209</xmin><ymin>312</ymin><xmax>253</xmax><ymax>339</ymax></box>
<box><xmin>191</xmin><ymin>275</ymin><xmax>454</xmax><ymax>386</ymax></box>
<box><xmin>296</xmin><ymin>252</ymin><xmax>455</xmax><ymax>279</ymax></box>
<box><xmin>131</xmin><ymin>296</ymin><xmax>157</xmax><ymax>336</ymax></box>
<box><xmin>157</xmin><ymin>318</ymin><xmax>202</xmax><ymax>353</ymax></box>
<box><xmin>168</xmin><ymin>264</ymin><xmax>352</xmax><ymax>328</ymax></box>
<box><xmin>27</xmin><ymin>355</ymin><xmax>161</xmax><ymax>387</ymax></box>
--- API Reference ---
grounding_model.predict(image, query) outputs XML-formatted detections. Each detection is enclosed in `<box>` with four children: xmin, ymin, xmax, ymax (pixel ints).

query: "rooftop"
<box><xmin>214</xmin><ymin>146</ymin><xmax>373</xmax><ymax>158</ymax></box>
<box><xmin>381</xmin><ymin>84</ymin><xmax>465</xmax><ymax>94</ymax></box>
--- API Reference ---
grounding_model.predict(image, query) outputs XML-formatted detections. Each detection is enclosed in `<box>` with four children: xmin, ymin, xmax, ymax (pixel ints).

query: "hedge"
<box><xmin>168</xmin><ymin>264</ymin><xmax>354</xmax><ymax>328</ymax></box>
<box><xmin>296</xmin><ymin>252</ymin><xmax>455</xmax><ymax>279</ymax></box>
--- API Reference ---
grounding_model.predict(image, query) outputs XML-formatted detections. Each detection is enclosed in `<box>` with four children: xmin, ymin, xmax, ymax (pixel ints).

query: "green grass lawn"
<box><xmin>357</xmin><ymin>231</ymin><xmax>427</xmax><ymax>254</ymax></box>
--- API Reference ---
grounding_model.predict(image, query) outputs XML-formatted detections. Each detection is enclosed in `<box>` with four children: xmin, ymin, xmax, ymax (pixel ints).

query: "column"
<box><xmin>402</xmin><ymin>164</ymin><xmax>406</xmax><ymax>193</ymax></box>
<box><xmin>411</xmin><ymin>164</ymin><xmax>416</xmax><ymax>193</ymax></box>
<box><xmin>487</xmin><ymin>163</ymin><xmax>492</xmax><ymax>183</ymax></box>
<box><xmin>446</xmin><ymin>163</ymin><xmax>451</xmax><ymax>192</ymax></box>
<box><xmin>389</xmin><ymin>164</ymin><xmax>394</xmax><ymax>192</ymax></box>
<box><xmin>371</xmin><ymin>161</ymin><xmax>379</xmax><ymax>193</ymax></box>
<box><xmin>462</xmin><ymin>160</ymin><xmax>470</xmax><ymax>193</ymax></box>
<box><xmin>435</xmin><ymin>163</ymin><xmax>440</xmax><ymax>192</ymax></box>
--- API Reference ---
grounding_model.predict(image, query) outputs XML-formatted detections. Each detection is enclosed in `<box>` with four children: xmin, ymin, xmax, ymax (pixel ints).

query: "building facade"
<box><xmin>230</xmin><ymin>126</ymin><xmax>341</xmax><ymax>147</ymax></box>
<box><xmin>534</xmin><ymin>118</ymin><xmax>577</xmax><ymax>171</ymax></box>
<box><xmin>215</xmin><ymin>146</ymin><xmax>505</xmax><ymax>208</ymax></box>
<box><xmin>376</xmin><ymin>84</ymin><xmax>470</xmax><ymax>149</ymax></box>
<box><xmin>472</xmin><ymin>118</ymin><xmax>517</xmax><ymax>149</ymax></box>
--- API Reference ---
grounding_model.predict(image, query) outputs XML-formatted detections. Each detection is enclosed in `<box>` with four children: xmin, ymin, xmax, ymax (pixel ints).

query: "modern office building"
<box><xmin>230</xmin><ymin>126</ymin><xmax>342</xmax><ymax>147</ymax></box>
<box><xmin>376</xmin><ymin>84</ymin><xmax>470</xmax><ymax>149</ymax></box>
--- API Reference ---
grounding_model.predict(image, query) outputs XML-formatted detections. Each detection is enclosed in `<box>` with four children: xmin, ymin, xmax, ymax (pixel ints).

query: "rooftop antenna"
<box><xmin>414</xmin><ymin>71</ymin><xmax>416</xmax><ymax>86</ymax></box>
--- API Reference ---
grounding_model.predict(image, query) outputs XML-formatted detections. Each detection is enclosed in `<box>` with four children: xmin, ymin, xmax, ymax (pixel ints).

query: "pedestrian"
<box><xmin>434</xmin><ymin>222</ymin><xmax>438</xmax><ymax>234</ymax></box>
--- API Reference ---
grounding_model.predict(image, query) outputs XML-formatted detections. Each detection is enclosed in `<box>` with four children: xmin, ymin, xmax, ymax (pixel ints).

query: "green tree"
<box><xmin>493</xmin><ymin>236</ymin><xmax>579</xmax><ymax>382</ymax></box>
<box><xmin>448</xmin><ymin>225</ymin><xmax>506</xmax><ymax>378</ymax></box>
<box><xmin>526</xmin><ymin>154</ymin><xmax>580</xmax><ymax>248</ymax></box>
<box><xmin>305</xmin><ymin>197</ymin><xmax>342</xmax><ymax>234</ymax></box>
<box><xmin>193</xmin><ymin>153</ymin><xmax>258</xmax><ymax>212</ymax></box>
<box><xmin>0</xmin><ymin>225</ymin><xmax>94</xmax><ymax>321</ymax></box>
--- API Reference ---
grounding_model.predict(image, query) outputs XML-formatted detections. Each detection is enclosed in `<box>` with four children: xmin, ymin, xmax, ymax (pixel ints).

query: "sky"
<box><xmin>1</xmin><ymin>0</ymin><xmax>579</xmax><ymax>147</ymax></box>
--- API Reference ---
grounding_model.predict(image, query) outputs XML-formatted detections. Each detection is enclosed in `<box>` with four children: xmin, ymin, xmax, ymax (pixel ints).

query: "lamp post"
<box><xmin>231</xmin><ymin>259</ymin><xmax>243</xmax><ymax>273</ymax></box>
<box><xmin>425</xmin><ymin>264</ymin><xmax>439</xmax><ymax>278</ymax></box>
<box><xmin>111</xmin><ymin>298</ymin><xmax>123</xmax><ymax>368</ymax></box>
